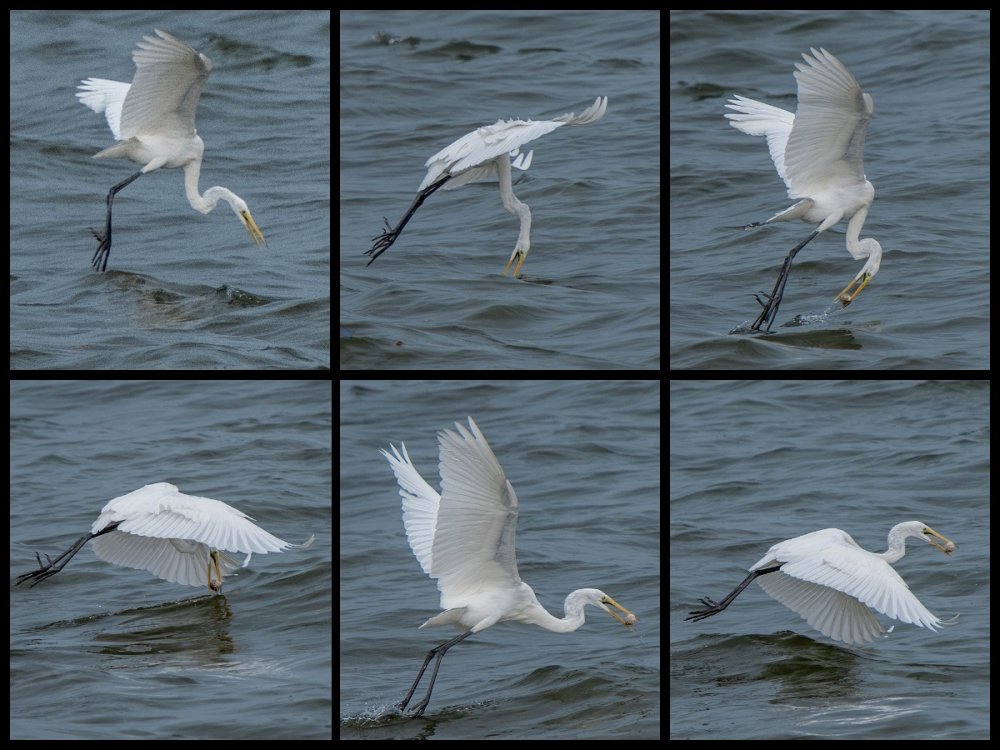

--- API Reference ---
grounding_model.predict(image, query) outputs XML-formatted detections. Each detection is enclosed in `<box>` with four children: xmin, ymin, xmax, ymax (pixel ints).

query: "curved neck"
<box><xmin>845</xmin><ymin>203</ymin><xmax>869</xmax><ymax>255</ymax></box>
<box><xmin>183</xmin><ymin>159</ymin><xmax>234</xmax><ymax>214</ymax></box>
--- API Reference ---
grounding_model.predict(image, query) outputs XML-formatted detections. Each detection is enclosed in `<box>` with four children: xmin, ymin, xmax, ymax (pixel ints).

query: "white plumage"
<box><xmin>687</xmin><ymin>521</ymin><xmax>956</xmax><ymax>645</ymax></box>
<box><xmin>367</xmin><ymin>97</ymin><xmax>608</xmax><ymax>276</ymax></box>
<box><xmin>379</xmin><ymin>417</ymin><xmax>636</xmax><ymax>716</ymax></box>
<box><xmin>15</xmin><ymin>482</ymin><xmax>313</xmax><ymax>593</ymax></box>
<box><xmin>725</xmin><ymin>48</ymin><xmax>881</xmax><ymax>331</ymax></box>
<box><xmin>89</xmin><ymin>482</ymin><xmax>303</xmax><ymax>588</ymax></box>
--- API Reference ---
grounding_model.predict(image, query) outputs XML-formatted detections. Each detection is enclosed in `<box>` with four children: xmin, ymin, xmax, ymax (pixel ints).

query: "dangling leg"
<box><xmin>398</xmin><ymin>629</ymin><xmax>474</xmax><ymax>717</ymax></box>
<box><xmin>14</xmin><ymin>523</ymin><xmax>120</xmax><ymax>587</ymax></box>
<box><xmin>91</xmin><ymin>170</ymin><xmax>144</xmax><ymax>272</ymax></box>
<box><xmin>685</xmin><ymin>565</ymin><xmax>781</xmax><ymax>621</ymax></box>
<box><xmin>366</xmin><ymin>175</ymin><xmax>451</xmax><ymax>266</ymax></box>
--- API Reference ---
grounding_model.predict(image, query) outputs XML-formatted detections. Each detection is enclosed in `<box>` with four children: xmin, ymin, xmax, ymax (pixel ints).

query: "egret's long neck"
<box><xmin>183</xmin><ymin>159</ymin><xmax>214</xmax><ymax>213</ymax></box>
<box><xmin>535</xmin><ymin>607</ymin><xmax>584</xmax><ymax>633</ymax></box>
<box><xmin>881</xmin><ymin>527</ymin><xmax>909</xmax><ymax>563</ymax></box>
<box><xmin>845</xmin><ymin>204</ymin><xmax>870</xmax><ymax>257</ymax></box>
<box><xmin>182</xmin><ymin>159</ymin><xmax>244</xmax><ymax>217</ymax></box>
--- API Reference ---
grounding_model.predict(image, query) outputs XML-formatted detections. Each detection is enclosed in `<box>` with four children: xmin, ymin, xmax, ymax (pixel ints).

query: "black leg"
<box><xmin>685</xmin><ymin>565</ymin><xmax>781</xmax><ymax>622</ymax></box>
<box><xmin>366</xmin><ymin>175</ymin><xmax>451</xmax><ymax>266</ymax></box>
<box><xmin>398</xmin><ymin>629</ymin><xmax>474</xmax><ymax>717</ymax></box>
<box><xmin>90</xmin><ymin>170</ymin><xmax>144</xmax><ymax>272</ymax></box>
<box><xmin>749</xmin><ymin>231</ymin><xmax>820</xmax><ymax>332</ymax></box>
<box><xmin>14</xmin><ymin>523</ymin><xmax>120</xmax><ymax>587</ymax></box>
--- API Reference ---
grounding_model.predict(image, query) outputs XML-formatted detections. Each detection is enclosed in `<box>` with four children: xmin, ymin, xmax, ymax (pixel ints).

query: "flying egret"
<box><xmin>366</xmin><ymin>96</ymin><xmax>608</xmax><ymax>277</ymax></box>
<box><xmin>14</xmin><ymin>482</ymin><xmax>313</xmax><ymax>593</ymax></box>
<box><xmin>76</xmin><ymin>29</ymin><xmax>266</xmax><ymax>272</ymax></box>
<box><xmin>685</xmin><ymin>522</ymin><xmax>956</xmax><ymax>645</ymax></box>
<box><xmin>379</xmin><ymin>416</ymin><xmax>636</xmax><ymax>717</ymax></box>
<box><xmin>725</xmin><ymin>48</ymin><xmax>882</xmax><ymax>332</ymax></box>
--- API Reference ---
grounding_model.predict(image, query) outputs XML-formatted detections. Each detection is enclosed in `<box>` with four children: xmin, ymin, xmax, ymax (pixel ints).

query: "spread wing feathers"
<box><xmin>785</xmin><ymin>47</ymin><xmax>873</xmax><ymax>195</ymax></box>
<box><xmin>434</xmin><ymin>418</ymin><xmax>521</xmax><ymax>598</ymax></box>
<box><xmin>755</xmin><ymin>570</ymin><xmax>886</xmax><ymax>644</ymax></box>
<box><xmin>380</xmin><ymin>442</ymin><xmax>442</xmax><ymax>578</ymax></box>
<box><xmin>380</xmin><ymin>418</ymin><xmax>522</xmax><ymax>599</ymax></box>
<box><xmin>418</xmin><ymin>96</ymin><xmax>608</xmax><ymax>191</ymax></box>
<box><xmin>752</xmin><ymin>535</ymin><xmax>943</xmax><ymax>645</ymax></box>
<box><xmin>91</xmin><ymin>482</ymin><xmax>295</xmax><ymax>554</ymax></box>
<box><xmin>121</xmin><ymin>29</ymin><xmax>211</xmax><ymax>139</ymax></box>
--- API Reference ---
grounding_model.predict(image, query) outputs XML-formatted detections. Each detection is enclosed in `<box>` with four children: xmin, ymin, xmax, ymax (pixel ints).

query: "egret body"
<box><xmin>367</xmin><ymin>97</ymin><xmax>607</xmax><ymax>277</ymax></box>
<box><xmin>686</xmin><ymin>521</ymin><xmax>956</xmax><ymax>645</ymax></box>
<box><xmin>725</xmin><ymin>48</ymin><xmax>882</xmax><ymax>331</ymax></box>
<box><xmin>379</xmin><ymin>416</ymin><xmax>636</xmax><ymax>717</ymax></box>
<box><xmin>14</xmin><ymin>482</ymin><xmax>313</xmax><ymax>593</ymax></box>
<box><xmin>76</xmin><ymin>29</ymin><xmax>265</xmax><ymax>272</ymax></box>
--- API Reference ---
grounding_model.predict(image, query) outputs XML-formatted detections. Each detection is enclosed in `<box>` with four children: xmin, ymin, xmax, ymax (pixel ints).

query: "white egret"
<box><xmin>686</xmin><ymin>522</ymin><xmax>956</xmax><ymax>645</ymax></box>
<box><xmin>725</xmin><ymin>48</ymin><xmax>882</xmax><ymax>332</ymax></box>
<box><xmin>76</xmin><ymin>29</ymin><xmax>266</xmax><ymax>272</ymax></box>
<box><xmin>14</xmin><ymin>482</ymin><xmax>313</xmax><ymax>593</ymax></box>
<box><xmin>379</xmin><ymin>416</ymin><xmax>636</xmax><ymax>717</ymax></box>
<box><xmin>366</xmin><ymin>96</ymin><xmax>608</xmax><ymax>277</ymax></box>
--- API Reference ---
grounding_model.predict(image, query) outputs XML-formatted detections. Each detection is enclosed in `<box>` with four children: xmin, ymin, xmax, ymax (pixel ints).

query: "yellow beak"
<box><xmin>239</xmin><ymin>209</ymin><xmax>266</xmax><ymax>247</ymax></box>
<box><xmin>922</xmin><ymin>525</ymin><xmax>957</xmax><ymax>555</ymax></box>
<box><xmin>600</xmin><ymin>594</ymin><xmax>639</xmax><ymax>627</ymax></box>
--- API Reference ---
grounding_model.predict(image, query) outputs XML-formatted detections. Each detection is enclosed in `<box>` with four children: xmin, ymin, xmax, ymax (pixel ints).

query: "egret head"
<box><xmin>236</xmin><ymin>207</ymin><xmax>266</xmax><ymax>247</ymax></box>
<box><xmin>208</xmin><ymin>549</ymin><xmax>224</xmax><ymax>593</ymax></box>
<box><xmin>200</xmin><ymin>187</ymin><xmax>266</xmax><ymax>247</ymax></box>
<box><xmin>592</xmin><ymin>590</ymin><xmax>638</xmax><ymax>627</ymax></box>
<box><xmin>919</xmin><ymin>524</ymin><xmax>957</xmax><ymax>555</ymax></box>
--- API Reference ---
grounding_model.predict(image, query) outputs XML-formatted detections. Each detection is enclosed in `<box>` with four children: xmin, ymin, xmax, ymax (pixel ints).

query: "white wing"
<box><xmin>381</xmin><ymin>418</ymin><xmax>523</xmax><ymax>612</ymax></box>
<box><xmin>419</xmin><ymin>96</ymin><xmax>608</xmax><ymax>191</ymax></box>
<box><xmin>91</xmin><ymin>482</ymin><xmax>299</xmax><ymax>554</ymax></box>
<box><xmin>120</xmin><ymin>29</ymin><xmax>211</xmax><ymax>140</ymax></box>
<box><xmin>381</xmin><ymin>443</ymin><xmax>442</xmax><ymax>578</ymax></box>
<box><xmin>783</xmin><ymin>47</ymin><xmax>873</xmax><ymax>200</ymax></box>
<box><xmin>724</xmin><ymin>95</ymin><xmax>795</xmax><ymax>190</ymax></box>
<box><xmin>751</xmin><ymin>528</ymin><xmax>942</xmax><ymax>645</ymax></box>
<box><xmin>76</xmin><ymin>78</ymin><xmax>132</xmax><ymax>140</ymax></box>
<box><xmin>434</xmin><ymin>417</ymin><xmax>521</xmax><ymax>597</ymax></box>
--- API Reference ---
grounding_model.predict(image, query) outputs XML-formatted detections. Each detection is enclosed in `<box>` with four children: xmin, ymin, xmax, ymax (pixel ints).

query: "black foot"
<box><xmin>89</xmin><ymin>228</ymin><xmax>111</xmax><ymax>272</ymax></box>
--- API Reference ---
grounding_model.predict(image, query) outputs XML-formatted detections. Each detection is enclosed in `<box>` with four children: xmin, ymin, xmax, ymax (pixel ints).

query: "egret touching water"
<box><xmin>14</xmin><ymin>483</ymin><xmax>313</xmax><ymax>593</ymax></box>
<box><xmin>379</xmin><ymin>417</ymin><xmax>636</xmax><ymax>717</ymax></box>
<box><xmin>686</xmin><ymin>522</ymin><xmax>956</xmax><ymax>645</ymax></box>
<box><xmin>366</xmin><ymin>97</ymin><xmax>608</xmax><ymax>277</ymax></box>
<box><xmin>76</xmin><ymin>29</ymin><xmax>266</xmax><ymax>272</ymax></box>
<box><xmin>725</xmin><ymin>48</ymin><xmax>882</xmax><ymax>332</ymax></box>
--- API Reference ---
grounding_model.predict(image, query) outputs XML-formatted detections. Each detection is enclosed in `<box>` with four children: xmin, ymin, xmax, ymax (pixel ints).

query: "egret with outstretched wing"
<box><xmin>725</xmin><ymin>49</ymin><xmax>881</xmax><ymax>332</ymax></box>
<box><xmin>76</xmin><ymin>29</ymin><xmax>265</xmax><ymax>272</ymax></box>
<box><xmin>380</xmin><ymin>416</ymin><xmax>636</xmax><ymax>717</ymax></box>
<box><xmin>15</xmin><ymin>482</ymin><xmax>313</xmax><ymax>593</ymax></box>
<box><xmin>686</xmin><ymin>521</ymin><xmax>956</xmax><ymax>645</ymax></box>
<box><xmin>367</xmin><ymin>97</ymin><xmax>607</xmax><ymax>277</ymax></box>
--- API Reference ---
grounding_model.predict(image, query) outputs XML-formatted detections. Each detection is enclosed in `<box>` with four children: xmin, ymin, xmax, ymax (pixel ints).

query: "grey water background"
<box><xmin>670</xmin><ymin>380</ymin><xmax>988</xmax><ymax>739</ymax></box>
<box><xmin>10</xmin><ymin>380</ymin><xmax>333</xmax><ymax>740</ymax></box>
<box><xmin>669</xmin><ymin>10</ymin><xmax>989</xmax><ymax>369</ymax></box>
<box><xmin>340</xmin><ymin>380</ymin><xmax>660</xmax><ymax>738</ymax></box>
<box><xmin>340</xmin><ymin>10</ymin><xmax>661</xmax><ymax>370</ymax></box>
<box><xmin>10</xmin><ymin>10</ymin><xmax>331</xmax><ymax>370</ymax></box>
